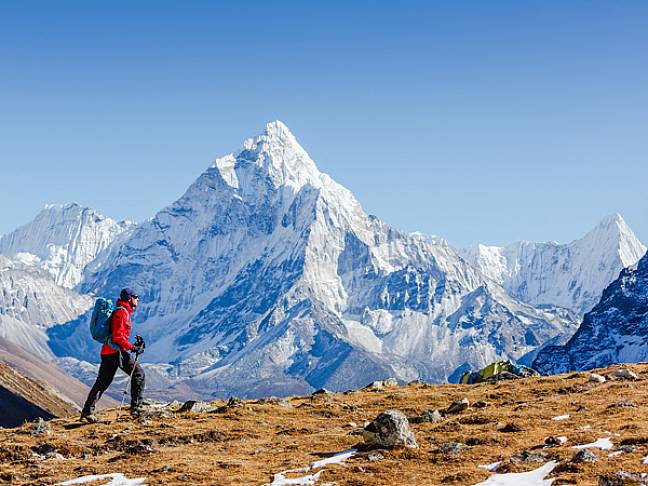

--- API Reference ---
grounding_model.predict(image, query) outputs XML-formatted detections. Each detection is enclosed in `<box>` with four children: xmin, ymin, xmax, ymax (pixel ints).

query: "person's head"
<box><xmin>120</xmin><ymin>288</ymin><xmax>139</xmax><ymax>307</ymax></box>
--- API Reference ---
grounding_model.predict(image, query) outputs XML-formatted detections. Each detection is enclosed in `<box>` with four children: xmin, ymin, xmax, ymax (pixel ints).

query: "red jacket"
<box><xmin>101</xmin><ymin>300</ymin><xmax>135</xmax><ymax>355</ymax></box>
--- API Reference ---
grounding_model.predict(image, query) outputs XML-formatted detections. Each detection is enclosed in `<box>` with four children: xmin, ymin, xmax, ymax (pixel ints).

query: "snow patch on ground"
<box><xmin>265</xmin><ymin>449</ymin><xmax>357</xmax><ymax>486</ymax></box>
<box><xmin>56</xmin><ymin>473</ymin><xmax>146</xmax><ymax>485</ymax></box>
<box><xmin>472</xmin><ymin>461</ymin><xmax>558</xmax><ymax>485</ymax></box>
<box><xmin>478</xmin><ymin>461</ymin><xmax>502</xmax><ymax>472</ymax></box>
<box><xmin>572</xmin><ymin>438</ymin><xmax>613</xmax><ymax>450</ymax></box>
<box><xmin>551</xmin><ymin>414</ymin><xmax>570</xmax><ymax>421</ymax></box>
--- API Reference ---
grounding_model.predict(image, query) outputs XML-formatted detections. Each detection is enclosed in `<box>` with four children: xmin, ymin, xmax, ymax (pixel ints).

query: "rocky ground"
<box><xmin>1</xmin><ymin>364</ymin><xmax>647</xmax><ymax>485</ymax></box>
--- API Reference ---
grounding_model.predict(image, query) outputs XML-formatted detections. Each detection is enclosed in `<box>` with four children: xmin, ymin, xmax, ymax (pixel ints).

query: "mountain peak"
<box><xmin>215</xmin><ymin>120</ymin><xmax>324</xmax><ymax>191</ymax></box>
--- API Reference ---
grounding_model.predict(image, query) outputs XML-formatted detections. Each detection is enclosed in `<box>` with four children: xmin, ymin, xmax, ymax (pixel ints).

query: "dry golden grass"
<box><xmin>1</xmin><ymin>363</ymin><xmax>647</xmax><ymax>485</ymax></box>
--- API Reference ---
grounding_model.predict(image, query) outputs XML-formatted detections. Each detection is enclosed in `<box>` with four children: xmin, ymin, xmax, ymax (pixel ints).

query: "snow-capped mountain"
<box><xmin>460</xmin><ymin>216</ymin><xmax>646</xmax><ymax>315</ymax></box>
<box><xmin>0</xmin><ymin>255</ymin><xmax>92</xmax><ymax>357</ymax></box>
<box><xmin>46</xmin><ymin>121</ymin><xmax>576</xmax><ymax>397</ymax></box>
<box><xmin>533</xmin><ymin>251</ymin><xmax>648</xmax><ymax>374</ymax></box>
<box><xmin>0</xmin><ymin>203</ymin><xmax>134</xmax><ymax>289</ymax></box>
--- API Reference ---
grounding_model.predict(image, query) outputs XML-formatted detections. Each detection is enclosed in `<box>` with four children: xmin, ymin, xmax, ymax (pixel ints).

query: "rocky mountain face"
<box><xmin>0</xmin><ymin>203</ymin><xmax>133</xmax><ymax>289</ymax></box>
<box><xmin>46</xmin><ymin>121</ymin><xmax>577</xmax><ymax>398</ymax></box>
<box><xmin>534</xmin><ymin>252</ymin><xmax>648</xmax><ymax>374</ymax></box>
<box><xmin>460</xmin><ymin>215</ymin><xmax>646</xmax><ymax>315</ymax></box>
<box><xmin>0</xmin><ymin>255</ymin><xmax>92</xmax><ymax>357</ymax></box>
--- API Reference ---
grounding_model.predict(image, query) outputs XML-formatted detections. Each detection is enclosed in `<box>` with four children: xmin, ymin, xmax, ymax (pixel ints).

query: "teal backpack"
<box><xmin>89</xmin><ymin>298</ymin><xmax>123</xmax><ymax>350</ymax></box>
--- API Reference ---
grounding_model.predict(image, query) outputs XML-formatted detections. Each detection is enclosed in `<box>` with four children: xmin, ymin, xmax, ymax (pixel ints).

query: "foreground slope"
<box><xmin>1</xmin><ymin>364</ymin><xmax>647</xmax><ymax>485</ymax></box>
<box><xmin>52</xmin><ymin>121</ymin><xmax>576</xmax><ymax>397</ymax></box>
<box><xmin>0</xmin><ymin>336</ymin><xmax>117</xmax><ymax>410</ymax></box>
<box><xmin>0</xmin><ymin>361</ymin><xmax>80</xmax><ymax>428</ymax></box>
<box><xmin>534</xmin><ymin>251</ymin><xmax>648</xmax><ymax>374</ymax></box>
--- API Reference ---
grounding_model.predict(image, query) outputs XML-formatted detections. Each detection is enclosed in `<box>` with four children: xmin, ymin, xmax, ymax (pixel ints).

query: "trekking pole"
<box><xmin>118</xmin><ymin>349</ymin><xmax>141</xmax><ymax>420</ymax></box>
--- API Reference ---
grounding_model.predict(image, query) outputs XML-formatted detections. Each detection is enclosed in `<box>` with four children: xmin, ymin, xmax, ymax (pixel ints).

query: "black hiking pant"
<box><xmin>81</xmin><ymin>350</ymin><xmax>145</xmax><ymax>416</ymax></box>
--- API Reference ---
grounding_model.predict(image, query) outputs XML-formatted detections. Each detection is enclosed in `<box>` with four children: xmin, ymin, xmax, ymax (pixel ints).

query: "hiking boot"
<box><xmin>130</xmin><ymin>406</ymin><xmax>143</xmax><ymax>418</ymax></box>
<box><xmin>80</xmin><ymin>414</ymin><xmax>98</xmax><ymax>423</ymax></box>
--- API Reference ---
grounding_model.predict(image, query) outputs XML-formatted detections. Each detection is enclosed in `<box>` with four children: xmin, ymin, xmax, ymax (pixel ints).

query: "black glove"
<box><xmin>132</xmin><ymin>335</ymin><xmax>145</xmax><ymax>355</ymax></box>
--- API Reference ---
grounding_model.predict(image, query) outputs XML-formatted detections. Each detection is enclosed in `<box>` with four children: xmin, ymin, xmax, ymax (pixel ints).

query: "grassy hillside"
<box><xmin>1</xmin><ymin>364</ymin><xmax>647</xmax><ymax>485</ymax></box>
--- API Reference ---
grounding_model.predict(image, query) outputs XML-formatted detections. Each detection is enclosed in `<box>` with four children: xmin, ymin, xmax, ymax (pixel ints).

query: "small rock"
<box><xmin>572</xmin><ymin>449</ymin><xmax>598</xmax><ymax>463</ymax></box>
<box><xmin>410</xmin><ymin>409</ymin><xmax>443</xmax><ymax>424</ymax></box>
<box><xmin>408</xmin><ymin>379</ymin><xmax>426</xmax><ymax>386</ymax></box>
<box><xmin>367</xmin><ymin>451</ymin><xmax>384</xmax><ymax>462</ymax></box>
<box><xmin>473</xmin><ymin>400</ymin><xmax>489</xmax><ymax>409</ymax></box>
<box><xmin>312</xmin><ymin>388</ymin><xmax>330</xmax><ymax>396</ymax></box>
<box><xmin>227</xmin><ymin>396</ymin><xmax>245</xmax><ymax>407</ymax></box>
<box><xmin>611</xmin><ymin>369</ymin><xmax>639</xmax><ymax>380</ymax></box>
<box><xmin>589</xmin><ymin>373</ymin><xmax>606</xmax><ymax>383</ymax></box>
<box><xmin>178</xmin><ymin>400</ymin><xmax>215</xmax><ymax>413</ymax></box>
<box><xmin>30</xmin><ymin>418</ymin><xmax>51</xmax><ymax>436</ymax></box>
<box><xmin>598</xmin><ymin>472</ymin><xmax>648</xmax><ymax>486</ymax></box>
<box><xmin>438</xmin><ymin>442</ymin><xmax>467</xmax><ymax>455</ymax></box>
<box><xmin>177</xmin><ymin>475</ymin><xmax>191</xmax><ymax>482</ymax></box>
<box><xmin>383</xmin><ymin>377</ymin><xmax>398</xmax><ymax>387</ymax></box>
<box><xmin>576</xmin><ymin>405</ymin><xmax>589</xmax><ymax>413</ymax></box>
<box><xmin>615</xmin><ymin>445</ymin><xmax>636</xmax><ymax>453</ymax></box>
<box><xmin>608</xmin><ymin>400</ymin><xmax>637</xmax><ymax>409</ymax></box>
<box><xmin>511</xmin><ymin>450</ymin><xmax>550</xmax><ymax>463</ymax></box>
<box><xmin>348</xmin><ymin>422</ymin><xmax>358</xmax><ymax>428</ymax></box>
<box><xmin>364</xmin><ymin>380</ymin><xmax>384</xmax><ymax>390</ymax></box>
<box><xmin>545</xmin><ymin>436</ymin><xmax>567</xmax><ymax>446</ymax></box>
<box><xmin>363</xmin><ymin>410</ymin><xmax>418</xmax><ymax>449</ymax></box>
<box><xmin>446</xmin><ymin>398</ymin><xmax>470</xmax><ymax>414</ymax></box>
<box><xmin>499</xmin><ymin>423</ymin><xmax>522</xmax><ymax>433</ymax></box>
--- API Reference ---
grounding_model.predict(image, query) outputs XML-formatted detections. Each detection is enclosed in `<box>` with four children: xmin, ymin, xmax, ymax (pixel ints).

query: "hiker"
<box><xmin>81</xmin><ymin>288</ymin><xmax>146</xmax><ymax>422</ymax></box>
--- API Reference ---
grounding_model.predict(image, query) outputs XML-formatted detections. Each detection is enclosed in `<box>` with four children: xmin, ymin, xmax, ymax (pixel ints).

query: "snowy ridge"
<box><xmin>0</xmin><ymin>203</ymin><xmax>134</xmax><ymax>288</ymax></box>
<box><xmin>460</xmin><ymin>214</ymin><xmax>646</xmax><ymax>315</ymax></box>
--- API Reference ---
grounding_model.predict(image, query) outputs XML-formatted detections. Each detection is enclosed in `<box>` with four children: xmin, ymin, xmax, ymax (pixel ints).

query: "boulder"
<box><xmin>438</xmin><ymin>442</ymin><xmax>467</xmax><ymax>455</ymax></box>
<box><xmin>589</xmin><ymin>373</ymin><xmax>606</xmax><ymax>383</ymax></box>
<box><xmin>30</xmin><ymin>418</ymin><xmax>51</xmax><ymax>436</ymax></box>
<box><xmin>446</xmin><ymin>398</ymin><xmax>470</xmax><ymax>414</ymax></box>
<box><xmin>178</xmin><ymin>400</ymin><xmax>215</xmax><ymax>413</ymax></box>
<box><xmin>410</xmin><ymin>409</ymin><xmax>443</xmax><ymax>424</ymax></box>
<box><xmin>611</xmin><ymin>369</ymin><xmax>639</xmax><ymax>380</ymax></box>
<box><xmin>363</xmin><ymin>410</ymin><xmax>418</xmax><ymax>449</ymax></box>
<box><xmin>572</xmin><ymin>449</ymin><xmax>598</xmax><ymax>463</ymax></box>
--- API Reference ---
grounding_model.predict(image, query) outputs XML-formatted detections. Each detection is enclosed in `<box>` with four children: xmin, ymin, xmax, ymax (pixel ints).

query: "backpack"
<box><xmin>89</xmin><ymin>298</ymin><xmax>124</xmax><ymax>350</ymax></box>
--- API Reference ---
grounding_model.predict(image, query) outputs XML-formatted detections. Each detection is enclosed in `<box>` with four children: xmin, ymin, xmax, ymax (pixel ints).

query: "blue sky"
<box><xmin>1</xmin><ymin>1</ymin><xmax>646</xmax><ymax>246</ymax></box>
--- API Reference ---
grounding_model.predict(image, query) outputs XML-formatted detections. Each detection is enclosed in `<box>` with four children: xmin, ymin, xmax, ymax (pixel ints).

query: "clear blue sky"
<box><xmin>1</xmin><ymin>1</ymin><xmax>646</xmax><ymax>247</ymax></box>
